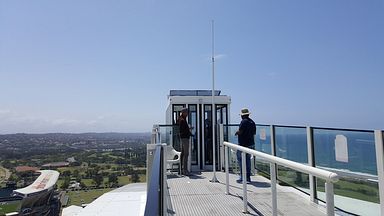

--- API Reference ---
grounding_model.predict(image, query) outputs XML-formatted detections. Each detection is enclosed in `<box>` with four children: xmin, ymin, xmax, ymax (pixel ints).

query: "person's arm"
<box><xmin>235</xmin><ymin>129</ymin><xmax>242</xmax><ymax>136</ymax></box>
<box><xmin>235</xmin><ymin>121</ymin><xmax>245</xmax><ymax>136</ymax></box>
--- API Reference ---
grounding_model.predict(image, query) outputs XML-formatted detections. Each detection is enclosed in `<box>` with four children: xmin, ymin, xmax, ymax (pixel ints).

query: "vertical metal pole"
<box><xmin>242</xmin><ymin>152</ymin><xmax>248</xmax><ymax>213</ymax></box>
<box><xmin>197</xmin><ymin>100</ymin><xmax>201</xmax><ymax>169</ymax></box>
<box><xmin>220</xmin><ymin>124</ymin><xmax>224</xmax><ymax>170</ymax></box>
<box><xmin>270</xmin><ymin>125</ymin><xmax>276</xmax><ymax>156</ymax></box>
<box><xmin>151</xmin><ymin>126</ymin><xmax>158</xmax><ymax>144</ymax></box>
<box><xmin>201</xmin><ymin>103</ymin><xmax>205</xmax><ymax>170</ymax></box>
<box><xmin>325</xmin><ymin>182</ymin><xmax>335</xmax><ymax>216</ymax></box>
<box><xmin>157</xmin><ymin>128</ymin><xmax>161</xmax><ymax>144</ymax></box>
<box><xmin>210</xmin><ymin>20</ymin><xmax>218</xmax><ymax>183</ymax></box>
<box><xmin>375</xmin><ymin>130</ymin><xmax>384</xmax><ymax>215</ymax></box>
<box><xmin>161</xmin><ymin>145</ymin><xmax>165</xmax><ymax>216</ymax></box>
<box><xmin>225</xmin><ymin>146</ymin><xmax>230</xmax><ymax>195</ymax></box>
<box><xmin>270</xmin><ymin>162</ymin><xmax>277</xmax><ymax>216</ymax></box>
<box><xmin>270</xmin><ymin>125</ymin><xmax>277</xmax><ymax>216</ymax></box>
<box><xmin>306</xmin><ymin>126</ymin><xmax>317</xmax><ymax>203</ymax></box>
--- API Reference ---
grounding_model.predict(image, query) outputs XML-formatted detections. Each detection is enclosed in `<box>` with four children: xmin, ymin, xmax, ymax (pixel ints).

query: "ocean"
<box><xmin>226</xmin><ymin>125</ymin><xmax>378</xmax><ymax>176</ymax></box>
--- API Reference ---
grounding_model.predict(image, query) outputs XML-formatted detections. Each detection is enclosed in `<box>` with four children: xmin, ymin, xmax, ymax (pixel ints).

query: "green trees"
<box><xmin>72</xmin><ymin>169</ymin><xmax>81</xmax><ymax>182</ymax></box>
<box><xmin>62</xmin><ymin>170</ymin><xmax>71</xmax><ymax>177</ymax></box>
<box><xmin>92</xmin><ymin>174</ymin><xmax>103</xmax><ymax>188</ymax></box>
<box><xmin>61</xmin><ymin>176</ymin><xmax>70</xmax><ymax>189</ymax></box>
<box><xmin>108</xmin><ymin>173</ymin><xmax>118</xmax><ymax>187</ymax></box>
<box><xmin>131</xmin><ymin>171</ymin><xmax>140</xmax><ymax>183</ymax></box>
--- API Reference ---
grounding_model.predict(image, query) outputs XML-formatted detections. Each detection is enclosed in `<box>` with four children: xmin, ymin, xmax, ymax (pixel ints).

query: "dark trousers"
<box><xmin>237</xmin><ymin>148</ymin><xmax>251</xmax><ymax>181</ymax></box>
<box><xmin>180</xmin><ymin>138</ymin><xmax>190</xmax><ymax>173</ymax></box>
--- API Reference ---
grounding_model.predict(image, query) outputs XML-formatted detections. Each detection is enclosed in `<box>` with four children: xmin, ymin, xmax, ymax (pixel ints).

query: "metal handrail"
<box><xmin>224</xmin><ymin>142</ymin><xmax>338</xmax><ymax>182</ymax></box>
<box><xmin>223</xmin><ymin>141</ymin><xmax>339</xmax><ymax>216</ymax></box>
<box><xmin>224</xmin><ymin>123</ymin><xmax>376</xmax><ymax>133</ymax></box>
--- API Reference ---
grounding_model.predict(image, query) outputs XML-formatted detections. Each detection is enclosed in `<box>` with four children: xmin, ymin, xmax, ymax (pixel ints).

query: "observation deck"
<box><xmin>146</xmin><ymin>123</ymin><xmax>384</xmax><ymax>216</ymax></box>
<box><xmin>167</xmin><ymin>171</ymin><xmax>326</xmax><ymax>216</ymax></box>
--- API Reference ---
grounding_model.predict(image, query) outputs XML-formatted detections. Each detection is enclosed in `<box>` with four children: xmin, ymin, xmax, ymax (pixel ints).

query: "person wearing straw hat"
<box><xmin>177</xmin><ymin>107</ymin><xmax>193</xmax><ymax>175</ymax></box>
<box><xmin>235</xmin><ymin>108</ymin><xmax>256</xmax><ymax>183</ymax></box>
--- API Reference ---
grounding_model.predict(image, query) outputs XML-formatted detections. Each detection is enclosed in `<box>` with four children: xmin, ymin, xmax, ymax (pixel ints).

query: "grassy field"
<box><xmin>0</xmin><ymin>201</ymin><xmax>20</xmax><ymax>216</ymax></box>
<box><xmin>317</xmin><ymin>178</ymin><xmax>379</xmax><ymax>203</ymax></box>
<box><xmin>254</xmin><ymin>163</ymin><xmax>380</xmax><ymax>204</ymax></box>
<box><xmin>66</xmin><ymin>175</ymin><xmax>146</xmax><ymax>207</ymax></box>
<box><xmin>67</xmin><ymin>188</ymin><xmax>114</xmax><ymax>206</ymax></box>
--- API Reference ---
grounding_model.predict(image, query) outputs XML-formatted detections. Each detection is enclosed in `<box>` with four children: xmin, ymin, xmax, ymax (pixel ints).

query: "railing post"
<box><xmin>375</xmin><ymin>130</ymin><xmax>384</xmax><ymax>215</ymax></box>
<box><xmin>306</xmin><ymin>126</ymin><xmax>317</xmax><ymax>203</ymax></box>
<box><xmin>225</xmin><ymin>145</ymin><xmax>230</xmax><ymax>195</ymax></box>
<box><xmin>157</xmin><ymin>128</ymin><xmax>161</xmax><ymax>144</ymax></box>
<box><xmin>270</xmin><ymin>124</ymin><xmax>278</xmax><ymax>216</ymax></box>
<box><xmin>270</xmin><ymin>162</ymin><xmax>277</xmax><ymax>216</ymax></box>
<box><xmin>242</xmin><ymin>152</ymin><xmax>248</xmax><ymax>213</ymax></box>
<box><xmin>220</xmin><ymin>124</ymin><xmax>224</xmax><ymax>170</ymax></box>
<box><xmin>270</xmin><ymin>125</ymin><xmax>276</xmax><ymax>156</ymax></box>
<box><xmin>223</xmin><ymin>141</ymin><xmax>339</xmax><ymax>216</ymax></box>
<box><xmin>151</xmin><ymin>126</ymin><xmax>158</xmax><ymax>144</ymax></box>
<box><xmin>325</xmin><ymin>181</ymin><xmax>335</xmax><ymax>216</ymax></box>
<box><xmin>162</xmin><ymin>144</ymin><xmax>167</xmax><ymax>216</ymax></box>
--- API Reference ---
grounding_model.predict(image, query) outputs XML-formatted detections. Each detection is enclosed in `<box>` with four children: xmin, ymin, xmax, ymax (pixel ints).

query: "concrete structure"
<box><xmin>12</xmin><ymin>170</ymin><xmax>60</xmax><ymax>215</ymax></box>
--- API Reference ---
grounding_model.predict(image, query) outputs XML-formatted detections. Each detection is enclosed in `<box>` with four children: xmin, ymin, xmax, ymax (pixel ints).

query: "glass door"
<box><xmin>199</xmin><ymin>104</ymin><xmax>229</xmax><ymax>169</ymax></box>
<box><xmin>188</xmin><ymin>105</ymin><xmax>198</xmax><ymax>165</ymax></box>
<box><xmin>216</xmin><ymin>104</ymin><xmax>228</xmax><ymax>169</ymax></box>
<box><xmin>203</xmin><ymin>105</ymin><xmax>213</xmax><ymax>165</ymax></box>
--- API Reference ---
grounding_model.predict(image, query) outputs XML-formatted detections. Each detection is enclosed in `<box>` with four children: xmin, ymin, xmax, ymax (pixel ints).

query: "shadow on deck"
<box><xmin>166</xmin><ymin>171</ymin><xmax>326</xmax><ymax>216</ymax></box>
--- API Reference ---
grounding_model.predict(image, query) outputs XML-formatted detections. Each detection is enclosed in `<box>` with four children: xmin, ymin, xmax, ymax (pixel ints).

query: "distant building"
<box><xmin>68</xmin><ymin>181</ymin><xmax>81</xmax><ymax>190</ymax></box>
<box><xmin>15</xmin><ymin>166</ymin><xmax>39</xmax><ymax>173</ymax></box>
<box><xmin>42</xmin><ymin>162</ymin><xmax>70</xmax><ymax>168</ymax></box>
<box><xmin>66</xmin><ymin>157</ymin><xmax>76</xmax><ymax>163</ymax></box>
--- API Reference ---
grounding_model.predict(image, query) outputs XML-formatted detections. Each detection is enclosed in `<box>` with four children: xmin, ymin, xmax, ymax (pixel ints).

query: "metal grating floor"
<box><xmin>166</xmin><ymin>171</ymin><xmax>327</xmax><ymax>216</ymax></box>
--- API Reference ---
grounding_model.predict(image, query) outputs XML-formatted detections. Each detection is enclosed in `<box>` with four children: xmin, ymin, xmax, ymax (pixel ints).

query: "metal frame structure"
<box><xmin>166</xmin><ymin>91</ymin><xmax>231</xmax><ymax>171</ymax></box>
<box><xmin>223</xmin><ymin>141</ymin><xmax>339</xmax><ymax>215</ymax></box>
<box><xmin>150</xmin><ymin>123</ymin><xmax>384</xmax><ymax>215</ymax></box>
<box><xmin>375</xmin><ymin>130</ymin><xmax>384</xmax><ymax>214</ymax></box>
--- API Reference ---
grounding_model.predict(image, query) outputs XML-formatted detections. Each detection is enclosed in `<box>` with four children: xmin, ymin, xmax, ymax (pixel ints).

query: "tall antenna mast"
<box><xmin>210</xmin><ymin>20</ymin><xmax>219</xmax><ymax>183</ymax></box>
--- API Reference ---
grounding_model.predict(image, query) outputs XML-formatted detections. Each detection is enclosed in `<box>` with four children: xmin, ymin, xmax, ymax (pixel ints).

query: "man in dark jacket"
<box><xmin>178</xmin><ymin>107</ymin><xmax>192</xmax><ymax>175</ymax></box>
<box><xmin>235</xmin><ymin>108</ymin><xmax>256</xmax><ymax>183</ymax></box>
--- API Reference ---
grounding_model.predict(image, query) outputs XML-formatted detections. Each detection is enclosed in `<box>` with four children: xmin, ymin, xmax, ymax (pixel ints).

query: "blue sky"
<box><xmin>0</xmin><ymin>0</ymin><xmax>383</xmax><ymax>133</ymax></box>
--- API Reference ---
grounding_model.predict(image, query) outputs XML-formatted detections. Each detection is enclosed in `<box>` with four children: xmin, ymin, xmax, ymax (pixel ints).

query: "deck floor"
<box><xmin>166</xmin><ymin>171</ymin><xmax>327</xmax><ymax>216</ymax></box>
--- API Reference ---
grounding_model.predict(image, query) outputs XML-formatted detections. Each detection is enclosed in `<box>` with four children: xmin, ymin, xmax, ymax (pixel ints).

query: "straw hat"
<box><xmin>240</xmin><ymin>108</ymin><xmax>251</xmax><ymax>116</ymax></box>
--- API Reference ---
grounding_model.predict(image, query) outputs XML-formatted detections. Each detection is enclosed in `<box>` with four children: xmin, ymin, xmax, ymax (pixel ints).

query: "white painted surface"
<box><xmin>62</xmin><ymin>183</ymin><xmax>147</xmax><ymax>216</ymax></box>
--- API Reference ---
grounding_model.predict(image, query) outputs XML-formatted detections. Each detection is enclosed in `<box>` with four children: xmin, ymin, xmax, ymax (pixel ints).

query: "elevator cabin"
<box><xmin>166</xmin><ymin>90</ymin><xmax>231</xmax><ymax>171</ymax></box>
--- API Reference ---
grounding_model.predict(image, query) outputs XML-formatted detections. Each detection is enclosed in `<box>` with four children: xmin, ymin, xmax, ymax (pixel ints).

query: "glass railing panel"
<box><xmin>224</xmin><ymin>124</ymin><xmax>238</xmax><ymax>144</ymax></box>
<box><xmin>223</xmin><ymin>124</ymin><xmax>272</xmax><ymax>177</ymax></box>
<box><xmin>158</xmin><ymin>124</ymin><xmax>198</xmax><ymax>165</ymax></box>
<box><xmin>313</xmin><ymin>128</ymin><xmax>379</xmax><ymax>215</ymax></box>
<box><xmin>275</xmin><ymin>126</ymin><xmax>308</xmax><ymax>163</ymax></box>
<box><xmin>255</xmin><ymin>125</ymin><xmax>272</xmax><ymax>176</ymax></box>
<box><xmin>224</xmin><ymin>125</ymin><xmax>241</xmax><ymax>173</ymax></box>
<box><xmin>275</xmin><ymin>126</ymin><xmax>309</xmax><ymax>193</ymax></box>
<box><xmin>255</xmin><ymin>125</ymin><xmax>272</xmax><ymax>154</ymax></box>
<box><xmin>158</xmin><ymin>125</ymin><xmax>180</xmax><ymax>151</ymax></box>
<box><xmin>158</xmin><ymin>125</ymin><xmax>172</xmax><ymax>145</ymax></box>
